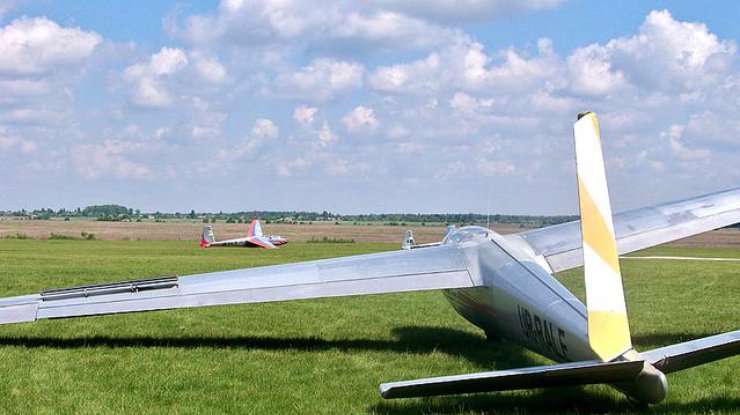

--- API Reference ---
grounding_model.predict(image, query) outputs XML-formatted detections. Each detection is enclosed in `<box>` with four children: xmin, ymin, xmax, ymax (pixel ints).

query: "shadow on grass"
<box><xmin>373</xmin><ymin>392</ymin><xmax>740</xmax><ymax>415</ymax></box>
<box><xmin>0</xmin><ymin>325</ymin><xmax>535</xmax><ymax>369</ymax></box>
<box><xmin>2</xmin><ymin>327</ymin><xmax>736</xmax><ymax>413</ymax></box>
<box><xmin>373</xmin><ymin>387</ymin><xmax>627</xmax><ymax>415</ymax></box>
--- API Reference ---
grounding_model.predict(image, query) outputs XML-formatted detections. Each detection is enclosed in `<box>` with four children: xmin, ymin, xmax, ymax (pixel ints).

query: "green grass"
<box><xmin>0</xmin><ymin>240</ymin><xmax>737</xmax><ymax>414</ymax></box>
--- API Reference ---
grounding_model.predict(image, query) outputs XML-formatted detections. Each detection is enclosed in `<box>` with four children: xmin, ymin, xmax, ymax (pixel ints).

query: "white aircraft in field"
<box><xmin>0</xmin><ymin>112</ymin><xmax>738</xmax><ymax>405</ymax></box>
<box><xmin>200</xmin><ymin>219</ymin><xmax>288</xmax><ymax>249</ymax></box>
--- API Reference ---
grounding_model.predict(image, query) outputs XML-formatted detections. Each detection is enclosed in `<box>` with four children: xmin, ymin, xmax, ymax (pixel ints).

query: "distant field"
<box><xmin>0</xmin><ymin>239</ymin><xmax>737</xmax><ymax>414</ymax></box>
<box><xmin>0</xmin><ymin>218</ymin><xmax>502</xmax><ymax>244</ymax></box>
<box><xmin>1</xmin><ymin>217</ymin><xmax>739</xmax><ymax>246</ymax></box>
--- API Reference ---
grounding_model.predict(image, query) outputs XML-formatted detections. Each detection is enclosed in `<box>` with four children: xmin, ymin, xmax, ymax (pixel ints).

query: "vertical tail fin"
<box><xmin>247</xmin><ymin>219</ymin><xmax>264</xmax><ymax>237</ymax></box>
<box><xmin>200</xmin><ymin>225</ymin><xmax>215</xmax><ymax>247</ymax></box>
<box><xmin>573</xmin><ymin>111</ymin><xmax>632</xmax><ymax>362</ymax></box>
<box><xmin>402</xmin><ymin>230</ymin><xmax>416</xmax><ymax>250</ymax></box>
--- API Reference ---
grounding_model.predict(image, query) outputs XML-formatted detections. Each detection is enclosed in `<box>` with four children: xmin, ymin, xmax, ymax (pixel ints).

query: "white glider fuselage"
<box><xmin>439</xmin><ymin>226</ymin><xmax>593</xmax><ymax>364</ymax></box>
<box><xmin>413</xmin><ymin>226</ymin><xmax>668</xmax><ymax>404</ymax></box>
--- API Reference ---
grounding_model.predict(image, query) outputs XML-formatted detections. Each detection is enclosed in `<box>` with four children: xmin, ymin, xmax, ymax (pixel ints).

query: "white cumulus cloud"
<box><xmin>0</xmin><ymin>17</ymin><xmax>101</xmax><ymax>75</ymax></box>
<box><xmin>343</xmin><ymin>106</ymin><xmax>379</xmax><ymax>132</ymax></box>
<box><xmin>73</xmin><ymin>140</ymin><xmax>153</xmax><ymax>180</ymax></box>
<box><xmin>267</xmin><ymin>58</ymin><xmax>363</xmax><ymax>102</ymax></box>
<box><xmin>191</xmin><ymin>51</ymin><xmax>228</xmax><ymax>84</ymax></box>
<box><xmin>572</xmin><ymin>10</ymin><xmax>736</xmax><ymax>92</ymax></box>
<box><xmin>375</xmin><ymin>0</ymin><xmax>564</xmax><ymax>23</ymax></box>
<box><xmin>318</xmin><ymin>119</ymin><xmax>337</xmax><ymax>146</ymax></box>
<box><xmin>293</xmin><ymin>105</ymin><xmax>318</xmax><ymax>125</ymax></box>
<box><xmin>123</xmin><ymin>47</ymin><xmax>189</xmax><ymax>108</ymax></box>
<box><xmin>215</xmin><ymin>118</ymin><xmax>280</xmax><ymax>164</ymax></box>
<box><xmin>250</xmin><ymin>118</ymin><xmax>279</xmax><ymax>140</ymax></box>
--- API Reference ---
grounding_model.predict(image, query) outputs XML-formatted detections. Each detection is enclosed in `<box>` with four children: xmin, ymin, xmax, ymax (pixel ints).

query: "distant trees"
<box><xmin>82</xmin><ymin>204</ymin><xmax>130</xmax><ymax>218</ymax></box>
<box><xmin>0</xmin><ymin>204</ymin><xmax>583</xmax><ymax>229</ymax></box>
<box><xmin>78</xmin><ymin>204</ymin><xmax>134</xmax><ymax>222</ymax></box>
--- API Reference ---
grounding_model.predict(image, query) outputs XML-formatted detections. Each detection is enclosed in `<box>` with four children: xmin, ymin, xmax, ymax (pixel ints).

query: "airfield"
<box><xmin>0</xmin><ymin>220</ymin><xmax>738</xmax><ymax>414</ymax></box>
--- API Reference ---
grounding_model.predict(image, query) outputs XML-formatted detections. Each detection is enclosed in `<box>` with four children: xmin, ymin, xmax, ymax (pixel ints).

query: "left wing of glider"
<box><xmin>0</xmin><ymin>244</ymin><xmax>478</xmax><ymax>324</ymax></box>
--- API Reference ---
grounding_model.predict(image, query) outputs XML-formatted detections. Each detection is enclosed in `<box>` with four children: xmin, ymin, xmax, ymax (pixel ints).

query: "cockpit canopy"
<box><xmin>442</xmin><ymin>226</ymin><xmax>492</xmax><ymax>245</ymax></box>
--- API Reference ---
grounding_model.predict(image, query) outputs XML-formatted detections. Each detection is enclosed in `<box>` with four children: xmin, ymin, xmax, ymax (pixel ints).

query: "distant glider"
<box><xmin>200</xmin><ymin>219</ymin><xmax>288</xmax><ymax>249</ymax></box>
<box><xmin>1</xmin><ymin>112</ymin><xmax>738</xmax><ymax>405</ymax></box>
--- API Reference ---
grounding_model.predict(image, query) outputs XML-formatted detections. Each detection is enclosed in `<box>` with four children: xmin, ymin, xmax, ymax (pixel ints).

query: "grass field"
<box><xmin>0</xmin><ymin>239</ymin><xmax>738</xmax><ymax>414</ymax></box>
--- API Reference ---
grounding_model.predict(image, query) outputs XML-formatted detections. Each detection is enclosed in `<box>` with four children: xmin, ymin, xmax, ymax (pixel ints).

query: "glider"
<box><xmin>1</xmin><ymin>112</ymin><xmax>738</xmax><ymax>405</ymax></box>
<box><xmin>199</xmin><ymin>219</ymin><xmax>288</xmax><ymax>249</ymax></box>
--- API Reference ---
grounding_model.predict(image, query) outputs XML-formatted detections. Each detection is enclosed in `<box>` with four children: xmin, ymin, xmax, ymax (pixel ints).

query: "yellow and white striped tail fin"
<box><xmin>573</xmin><ymin>111</ymin><xmax>632</xmax><ymax>362</ymax></box>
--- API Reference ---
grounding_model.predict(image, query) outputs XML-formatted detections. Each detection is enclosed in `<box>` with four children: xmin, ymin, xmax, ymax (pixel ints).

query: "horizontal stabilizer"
<box><xmin>380</xmin><ymin>360</ymin><xmax>646</xmax><ymax>399</ymax></box>
<box><xmin>642</xmin><ymin>330</ymin><xmax>740</xmax><ymax>374</ymax></box>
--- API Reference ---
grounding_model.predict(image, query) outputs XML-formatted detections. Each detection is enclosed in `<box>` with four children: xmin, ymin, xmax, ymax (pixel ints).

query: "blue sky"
<box><xmin>1</xmin><ymin>1</ymin><xmax>739</xmax><ymax>214</ymax></box>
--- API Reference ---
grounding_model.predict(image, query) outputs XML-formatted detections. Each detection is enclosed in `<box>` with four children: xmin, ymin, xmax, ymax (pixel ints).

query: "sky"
<box><xmin>1</xmin><ymin>1</ymin><xmax>739</xmax><ymax>215</ymax></box>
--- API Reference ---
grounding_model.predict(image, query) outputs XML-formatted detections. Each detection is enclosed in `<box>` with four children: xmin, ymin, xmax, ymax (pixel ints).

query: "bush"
<box><xmin>306</xmin><ymin>236</ymin><xmax>355</xmax><ymax>244</ymax></box>
<box><xmin>81</xmin><ymin>231</ymin><xmax>96</xmax><ymax>240</ymax></box>
<box><xmin>49</xmin><ymin>233</ymin><xmax>77</xmax><ymax>240</ymax></box>
<box><xmin>3</xmin><ymin>233</ymin><xmax>30</xmax><ymax>239</ymax></box>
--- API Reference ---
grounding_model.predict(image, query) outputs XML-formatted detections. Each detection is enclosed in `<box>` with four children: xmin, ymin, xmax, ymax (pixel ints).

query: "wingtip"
<box><xmin>378</xmin><ymin>383</ymin><xmax>399</xmax><ymax>399</ymax></box>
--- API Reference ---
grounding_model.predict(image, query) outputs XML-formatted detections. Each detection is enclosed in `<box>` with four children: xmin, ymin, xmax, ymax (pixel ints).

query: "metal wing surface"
<box><xmin>509</xmin><ymin>187</ymin><xmax>740</xmax><ymax>273</ymax></box>
<box><xmin>642</xmin><ymin>330</ymin><xmax>740</xmax><ymax>374</ymax></box>
<box><xmin>0</xmin><ymin>244</ymin><xmax>478</xmax><ymax>324</ymax></box>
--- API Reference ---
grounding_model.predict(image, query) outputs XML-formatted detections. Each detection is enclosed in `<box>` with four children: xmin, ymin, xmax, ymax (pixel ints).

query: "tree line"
<box><xmin>4</xmin><ymin>204</ymin><xmax>739</xmax><ymax>229</ymax></box>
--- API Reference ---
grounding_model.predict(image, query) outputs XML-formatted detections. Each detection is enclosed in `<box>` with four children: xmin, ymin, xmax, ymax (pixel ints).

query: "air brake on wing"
<box><xmin>41</xmin><ymin>276</ymin><xmax>179</xmax><ymax>301</ymax></box>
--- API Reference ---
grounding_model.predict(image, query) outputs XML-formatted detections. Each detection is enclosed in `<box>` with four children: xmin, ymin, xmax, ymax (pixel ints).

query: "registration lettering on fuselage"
<box><xmin>517</xmin><ymin>304</ymin><xmax>569</xmax><ymax>360</ymax></box>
